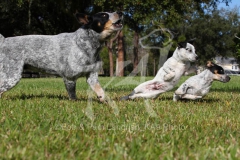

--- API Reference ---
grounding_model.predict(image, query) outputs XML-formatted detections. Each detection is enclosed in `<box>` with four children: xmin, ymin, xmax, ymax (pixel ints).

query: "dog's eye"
<box><xmin>186</xmin><ymin>48</ymin><xmax>192</xmax><ymax>52</ymax></box>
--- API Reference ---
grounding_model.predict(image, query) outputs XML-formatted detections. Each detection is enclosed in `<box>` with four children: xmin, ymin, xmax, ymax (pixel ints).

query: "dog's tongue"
<box><xmin>113</xmin><ymin>20</ymin><xmax>122</xmax><ymax>28</ymax></box>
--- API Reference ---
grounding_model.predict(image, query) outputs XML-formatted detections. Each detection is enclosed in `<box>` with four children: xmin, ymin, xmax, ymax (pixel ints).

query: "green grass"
<box><xmin>0</xmin><ymin>76</ymin><xmax>240</xmax><ymax>159</ymax></box>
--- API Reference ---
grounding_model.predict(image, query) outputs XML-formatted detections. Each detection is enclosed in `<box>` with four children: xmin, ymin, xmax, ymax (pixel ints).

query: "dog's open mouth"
<box><xmin>113</xmin><ymin>19</ymin><xmax>123</xmax><ymax>29</ymax></box>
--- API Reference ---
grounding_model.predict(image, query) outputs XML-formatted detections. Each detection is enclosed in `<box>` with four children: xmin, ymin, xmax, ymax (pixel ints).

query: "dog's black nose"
<box><xmin>195</xmin><ymin>55</ymin><xmax>198</xmax><ymax>60</ymax></box>
<box><xmin>227</xmin><ymin>76</ymin><xmax>231</xmax><ymax>82</ymax></box>
<box><xmin>117</xmin><ymin>11</ymin><xmax>123</xmax><ymax>17</ymax></box>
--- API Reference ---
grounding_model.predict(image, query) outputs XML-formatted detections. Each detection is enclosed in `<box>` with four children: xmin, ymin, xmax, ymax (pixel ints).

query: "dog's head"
<box><xmin>75</xmin><ymin>11</ymin><xmax>123</xmax><ymax>41</ymax></box>
<box><xmin>207</xmin><ymin>61</ymin><xmax>231</xmax><ymax>83</ymax></box>
<box><xmin>176</xmin><ymin>42</ymin><xmax>198</xmax><ymax>62</ymax></box>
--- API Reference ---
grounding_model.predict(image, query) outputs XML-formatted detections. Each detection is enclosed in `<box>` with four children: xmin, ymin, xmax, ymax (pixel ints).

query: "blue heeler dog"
<box><xmin>0</xmin><ymin>11</ymin><xmax>123</xmax><ymax>102</ymax></box>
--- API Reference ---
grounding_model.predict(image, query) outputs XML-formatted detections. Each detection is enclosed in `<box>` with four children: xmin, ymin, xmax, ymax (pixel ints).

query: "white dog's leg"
<box><xmin>181</xmin><ymin>94</ymin><xmax>202</xmax><ymax>100</ymax></box>
<box><xmin>175</xmin><ymin>83</ymin><xmax>189</xmax><ymax>95</ymax></box>
<box><xmin>129</xmin><ymin>89</ymin><xmax>166</xmax><ymax>99</ymax></box>
<box><xmin>173</xmin><ymin>93</ymin><xmax>181</xmax><ymax>101</ymax></box>
<box><xmin>163</xmin><ymin>67</ymin><xmax>175</xmax><ymax>81</ymax></box>
<box><xmin>174</xmin><ymin>83</ymin><xmax>189</xmax><ymax>101</ymax></box>
<box><xmin>122</xmin><ymin>80</ymin><xmax>166</xmax><ymax>100</ymax></box>
<box><xmin>173</xmin><ymin>93</ymin><xmax>202</xmax><ymax>101</ymax></box>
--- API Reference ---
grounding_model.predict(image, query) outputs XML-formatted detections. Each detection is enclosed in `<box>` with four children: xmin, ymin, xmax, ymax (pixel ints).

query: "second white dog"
<box><xmin>121</xmin><ymin>42</ymin><xmax>198</xmax><ymax>100</ymax></box>
<box><xmin>173</xmin><ymin>61</ymin><xmax>231</xmax><ymax>101</ymax></box>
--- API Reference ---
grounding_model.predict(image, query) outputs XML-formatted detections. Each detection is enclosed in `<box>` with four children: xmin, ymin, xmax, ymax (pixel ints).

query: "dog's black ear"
<box><xmin>187</xmin><ymin>38</ymin><xmax>196</xmax><ymax>45</ymax></box>
<box><xmin>178</xmin><ymin>42</ymin><xmax>187</xmax><ymax>49</ymax></box>
<box><xmin>74</xmin><ymin>11</ymin><xmax>92</xmax><ymax>26</ymax></box>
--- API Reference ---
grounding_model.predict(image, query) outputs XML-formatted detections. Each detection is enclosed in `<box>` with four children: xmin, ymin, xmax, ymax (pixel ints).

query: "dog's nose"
<box><xmin>195</xmin><ymin>55</ymin><xmax>198</xmax><ymax>60</ymax></box>
<box><xmin>117</xmin><ymin>11</ymin><xmax>123</xmax><ymax>17</ymax></box>
<box><xmin>227</xmin><ymin>76</ymin><xmax>231</xmax><ymax>82</ymax></box>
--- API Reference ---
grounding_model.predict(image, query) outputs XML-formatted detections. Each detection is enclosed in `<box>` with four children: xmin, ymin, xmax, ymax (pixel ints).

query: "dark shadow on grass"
<box><xmin>156</xmin><ymin>96</ymin><xmax>220</xmax><ymax>103</ymax></box>
<box><xmin>211</xmin><ymin>87</ymin><xmax>240</xmax><ymax>93</ymax></box>
<box><xmin>5</xmin><ymin>93</ymin><xmax>101</xmax><ymax>103</ymax></box>
<box><xmin>177</xmin><ymin>98</ymin><xmax>220</xmax><ymax>103</ymax></box>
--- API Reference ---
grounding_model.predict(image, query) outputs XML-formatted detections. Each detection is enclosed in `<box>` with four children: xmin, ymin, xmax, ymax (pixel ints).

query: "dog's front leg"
<box><xmin>86</xmin><ymin>72</ymin><xmax>105</xmax><ymax>102</ymax></box>
<box><xmin>63</xmin><ymin>78</ymin><xmax>77</xmax><ymax>100</ymax></box>
<box><xmin>181</xmin><ymin>94</ymin><xmax>202</xmax><ymax>100</ymax></box>
<box><xmin>173</xmin><ymin>83</ymin><xmax>188</xmax><ymax>101</ymax></box>
<box><xmin>163</xmin><ymin>67</ymin><xmax>175</xmax><ymax>81</ymax></box>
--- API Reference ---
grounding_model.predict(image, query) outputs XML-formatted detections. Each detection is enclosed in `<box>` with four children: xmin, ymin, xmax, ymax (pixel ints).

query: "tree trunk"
<box><xmin>28</xmin><ymin>0</ymin><xmax>33</xmax><ymax>34</ymax></box>
<box><xmin>107</xmin><ymin>31</ymin><xmax>120</xmax><ymax>77</ymax></box>
<box><xmin>108</xmin><ymin>42</ymin><xmax>114</xmax><ymax>76</ymax></box>
<box><xmin>116</xmin><ymin>30</ymin><xmax>124</xmax><ymax>77</ymax></box>
<box><xmin>133</xmin><ymin>31</ymin><xmax>139</xmax><ymax>75</ymax></box>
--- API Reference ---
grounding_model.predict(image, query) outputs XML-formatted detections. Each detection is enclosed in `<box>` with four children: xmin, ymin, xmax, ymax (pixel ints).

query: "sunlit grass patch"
<box><xmin>0</xmin><ymin>76</ymin><xmax>240</xmax><ymax>159</ymax></box>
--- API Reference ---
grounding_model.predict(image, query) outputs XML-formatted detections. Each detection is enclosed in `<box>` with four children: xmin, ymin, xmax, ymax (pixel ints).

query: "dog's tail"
<box><xmin>120</xmin><ymin>90</ymin><xmax>135</xmax><ymax>101</ymax></box>
<box><xmin>0</xmin><ymin>34</ymin><xmax>4</xmax><ymax>45</ymax></box>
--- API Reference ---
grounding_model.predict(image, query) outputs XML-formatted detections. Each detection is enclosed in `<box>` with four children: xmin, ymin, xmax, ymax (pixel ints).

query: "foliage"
<box><xmin>0</xmin><ymin>0</ymin><xmax>239</xmax><ymax>74</ymax></box>
<box><xmin>0</xmin><ymin>0</ymin><xmax>93</xmax><ymax>36</ymax></box>
<box><xmin>0</xmin><ymin>77</ymin><xmax>240</xmax><ymax>159</ymax></box>
<box><xmin>234</xmin><ymin>33</ymin><xmax>240</xmax><ymax>61</ymax></box>
<box><xmin>181</xmin><ymin>8</ymin><xmax>240</xmax><ymax>64</ymax></box>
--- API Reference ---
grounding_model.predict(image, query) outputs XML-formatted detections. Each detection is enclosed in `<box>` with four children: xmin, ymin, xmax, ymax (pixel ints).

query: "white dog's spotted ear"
<box><xmin>178</xmin><ymin>38</ymin><xmax>196</xmax><ymax>49</ymax></box>
<box><xmin>74</xmin><ymin>11</ymin><xmax>92</xmax><ymax>25</ymax></box>
<box><xmin>207</xmin><ymin>61</ymin><xmax>214</xmax><ymax>67</ymax></box>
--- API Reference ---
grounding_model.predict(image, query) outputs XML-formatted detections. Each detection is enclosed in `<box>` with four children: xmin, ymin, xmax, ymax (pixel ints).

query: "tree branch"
<box><xmin>235</xmin><ymin>34</ymin><xmax>240</xmax><ymax>40</ymax></box>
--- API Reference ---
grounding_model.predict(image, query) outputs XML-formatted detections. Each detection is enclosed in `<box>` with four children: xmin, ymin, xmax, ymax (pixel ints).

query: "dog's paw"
<box><xmin>164</xmin><ymin>73</ymin><xmax>175</xmax><ymax>81</ymax></box>
<box><xmin>173</xmin><ymin>94</ymin><xmax>181</xmax><ymax>102</ymax></box>
<box><xmin>194</xmin><ymin>96</ymin><xmax>202</xmax><ymax>100</ymax></box>
<box><xmin>97</xmin><ymin>95</ymin><xmax>106</xmax><ymax>103</ymax></box>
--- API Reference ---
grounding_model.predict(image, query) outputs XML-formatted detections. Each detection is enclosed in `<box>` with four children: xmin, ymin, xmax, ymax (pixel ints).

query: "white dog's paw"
<box><xmin>164</xmin><ymin>73</ymin><xmax>175</xmax><ymax>81</ymax></box>
<box><xmin>173</xmin><ymin>94</ymin><xmax>181</xmax><ymax>102</ymax></box>
<box><xmin>194</xmin><ymin>96</ymin><xmax>202</xmax><ymax>100</ymax></box>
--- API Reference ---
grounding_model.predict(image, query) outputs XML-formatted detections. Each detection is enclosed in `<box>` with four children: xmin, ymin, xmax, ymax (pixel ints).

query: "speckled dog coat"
<box><xmin>0</xmin><ymin>29</ymin><xmax>103</xmax><ymax>100</ymax></box>
<box><xmin>0</xmin><ymin>11</ymin><xmax>123</xmax><ymax>101</ymax></box>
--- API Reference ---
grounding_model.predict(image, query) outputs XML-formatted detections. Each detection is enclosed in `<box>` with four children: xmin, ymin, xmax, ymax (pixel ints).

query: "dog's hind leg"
<box><xmin>120</xmin><ymin>91</ymin><xmax>135</xmax><ymax>101</ymax></box>
<box><xmin>63</xmin><ymin>78</ymin><xmax>77</xmax><ymax>100</ymax></box>
<box><xmin>0</xmin><ymin>60</ymin><xmax>24</xmax><ymax>97</ymax></box>
<box><xmin>128</xmin><ymin>89</ymin><xmax>166</xmax><ymax>99</ymax></box>
<box><xmin>173</xmin><ymin>83</ymin><xmax>189</xmax><ymax>101</ymax></box>
<box><xmin>86</xmin><ymin>72</ymin><xmax>105</xmax><ymax>102</ymax></box>
<box><xmin>175</xmin><ymin>83</ymin><xmax>189</xmax><ymax>95</ymax></box>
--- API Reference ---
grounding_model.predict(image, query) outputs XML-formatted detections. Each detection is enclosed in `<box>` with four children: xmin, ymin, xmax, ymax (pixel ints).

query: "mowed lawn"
<box><xmin>0</xmin><ymin>76</ymin><xmax>240</xmax><ymax>159</ymax></box>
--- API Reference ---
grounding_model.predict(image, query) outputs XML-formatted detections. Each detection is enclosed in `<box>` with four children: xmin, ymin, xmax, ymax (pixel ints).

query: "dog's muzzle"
<box><xmin>189</xmin><ymin>55</ymin><xmax>198</xmax><ymax>62</ymax></box>
<box><xmin>224</xmin><ymin>76</ymin><xmax>231</xmax><ymax>82</ymax></box>
<box><xmin>112</xmin><ymin>12</ymin><xmax>123</xmax><ymax>29</ymax></box>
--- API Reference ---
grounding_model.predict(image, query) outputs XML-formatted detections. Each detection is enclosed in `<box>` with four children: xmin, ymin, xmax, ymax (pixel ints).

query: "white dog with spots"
<box><xmin>121</xmin><ymin>42</ymin><xmax>198</xmax><ymax>100</ymax></box>
<box><xmin>173</xmin><ymin>61</ymin><xmax>231</xmax><ymax>101</ymax></box>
